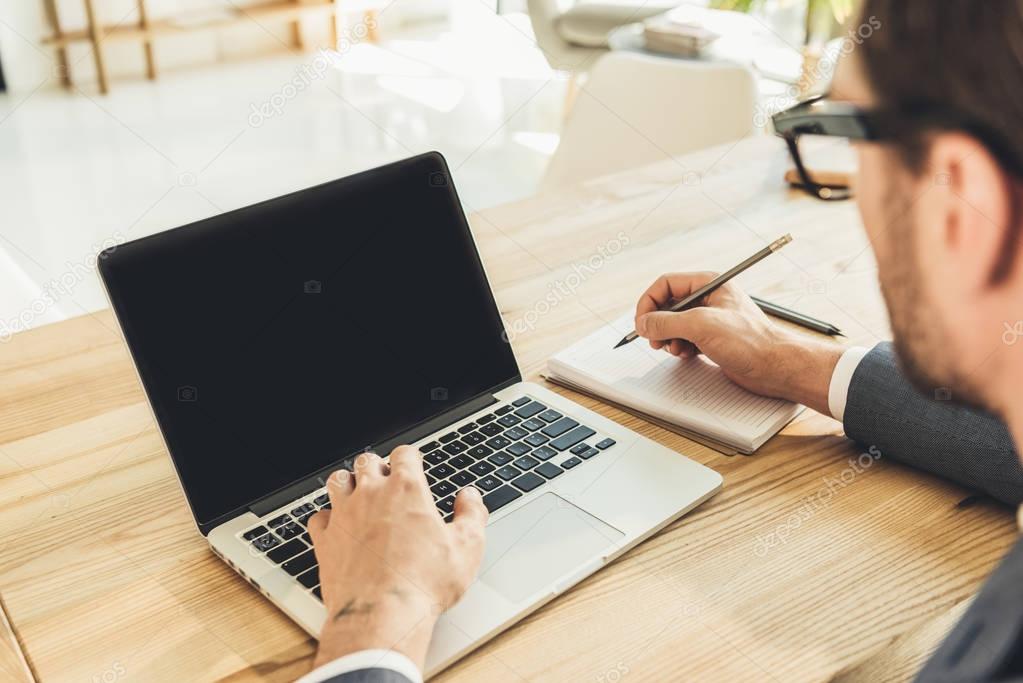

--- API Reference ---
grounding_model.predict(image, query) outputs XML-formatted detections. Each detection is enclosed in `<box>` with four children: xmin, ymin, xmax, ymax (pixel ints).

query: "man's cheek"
<box><xmin>855</xmin><ymin>149</ymin><xmax>892</xmax><ymax>254</ymax></box>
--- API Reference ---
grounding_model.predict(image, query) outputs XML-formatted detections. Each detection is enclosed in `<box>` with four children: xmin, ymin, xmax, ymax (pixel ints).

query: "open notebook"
<box><xmin>546</xmin><ymin>315</ymin><xmax>804</xmax><ymax>454</ymax></box>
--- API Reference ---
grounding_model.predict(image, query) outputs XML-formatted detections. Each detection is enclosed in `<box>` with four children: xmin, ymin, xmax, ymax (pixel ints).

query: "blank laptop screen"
<box><xmin>100</xmin><ymin>154</ymin><xmax>519</xmax><ymax>529</ymax></box>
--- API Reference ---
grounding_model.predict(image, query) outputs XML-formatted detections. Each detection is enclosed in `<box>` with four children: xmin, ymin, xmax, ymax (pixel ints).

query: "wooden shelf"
<box><xmin>39</xmin><ymin>0</ymin><xmax>380</xmax><ymax>93</ymax></box>
<box><xmin>43</xmin><ymin>0</ymin><xmax>336</xmax><ymax>47</ymax></box>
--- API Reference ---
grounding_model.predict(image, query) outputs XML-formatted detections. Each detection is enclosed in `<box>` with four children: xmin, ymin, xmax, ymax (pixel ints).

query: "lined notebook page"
<box><xmin>547</xmin><ymin>315</ymin><xmax>802</xmax><ymax>452</ymax></box>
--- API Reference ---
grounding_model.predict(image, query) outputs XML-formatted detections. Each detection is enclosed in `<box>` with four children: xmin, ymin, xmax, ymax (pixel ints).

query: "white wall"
<box><xmin>0</xmin><ymin>0</ymin><xmax>450</xmax><ymax>94</ymax></box>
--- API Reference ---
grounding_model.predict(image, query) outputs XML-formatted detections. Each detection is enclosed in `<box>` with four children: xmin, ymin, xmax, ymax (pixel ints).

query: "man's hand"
<box><xmin>307</xmin><ymin>446</ymin><xmax>488</xmax><ymax>671</ymax></box>
<box><xmin>634</xmin><ymin>272</ymin><xmax>843</xmax><ymax>416</ymax></box>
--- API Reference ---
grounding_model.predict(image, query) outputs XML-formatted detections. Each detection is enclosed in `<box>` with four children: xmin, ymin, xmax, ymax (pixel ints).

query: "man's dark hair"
<box><xmin>859</xmin><ymin>1</ymin><xmax>1023</xmax><ymax>171</ymax></box>
<box><xmin>859</xmin><ymin>0</ymin><xmax>1023</xmax><ymax>280</ymax></box>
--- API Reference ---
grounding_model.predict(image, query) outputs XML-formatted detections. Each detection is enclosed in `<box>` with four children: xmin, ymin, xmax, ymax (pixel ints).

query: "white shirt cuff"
<box><xmin>828</xmin><ymin>346</ymin><xmax>869</xmax><ymax>422</ymax></box>
<box><xmin>296</xmin><ymin>649</ymin><xmax>423</xmax><ymax>683</ymax></box>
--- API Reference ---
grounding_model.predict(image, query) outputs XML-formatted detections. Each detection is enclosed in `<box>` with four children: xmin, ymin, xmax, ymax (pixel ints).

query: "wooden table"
<box><xmin>0</xmin><ymin>136</ymin><xmax>1016</xmax><ymax>682</ymax></box>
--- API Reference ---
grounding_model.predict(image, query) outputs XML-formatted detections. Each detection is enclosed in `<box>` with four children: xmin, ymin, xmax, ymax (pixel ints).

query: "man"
<box><xmin>299</xmin><ymin>1</ymin><xmax>1023</xmax><ymax>681</ymax></box>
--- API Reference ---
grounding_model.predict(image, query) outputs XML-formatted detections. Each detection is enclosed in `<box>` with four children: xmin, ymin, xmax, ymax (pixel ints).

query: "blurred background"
<box><xmin>0</xmin><ymin>0</ymin><xmax>856</xmax><ymax>336</ymax></box>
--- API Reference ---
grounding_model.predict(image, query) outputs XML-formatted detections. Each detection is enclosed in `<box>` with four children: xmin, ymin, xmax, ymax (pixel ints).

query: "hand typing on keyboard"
<box><xmin>307</xmin><ymin>446</ymin><xmax>488</xmax><ymax>672</ymax></box>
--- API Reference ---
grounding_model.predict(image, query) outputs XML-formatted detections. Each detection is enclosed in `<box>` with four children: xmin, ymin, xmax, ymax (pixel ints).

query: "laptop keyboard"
<box><xmin>238</xmin><ymin>396</ymin><xmax>616</xmax><ymax>602</ymax></box>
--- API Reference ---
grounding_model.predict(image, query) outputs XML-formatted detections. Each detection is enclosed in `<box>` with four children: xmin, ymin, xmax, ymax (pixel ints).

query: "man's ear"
<box><xmin>925</xmin><ymin>133</ymin><xmax>1015</xmax><ymax>290</ymax></box>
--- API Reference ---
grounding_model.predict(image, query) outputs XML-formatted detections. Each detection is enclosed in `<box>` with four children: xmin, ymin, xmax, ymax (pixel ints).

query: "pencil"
<box><xmin>614</xmin><ymin>234</ymin><xmax>793</xmax><ymax>349</ymax></box>
<box><xmin>751</xmin><ymin>296</ymin><xmax>844</xmax><ymax>336</ymax></box>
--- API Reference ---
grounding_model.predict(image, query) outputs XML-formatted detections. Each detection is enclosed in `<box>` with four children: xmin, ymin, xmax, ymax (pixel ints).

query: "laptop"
<box><xmin>98</xmin><ymin>152</ymin><xmax>722</xmax><ymax>677</ymax></box>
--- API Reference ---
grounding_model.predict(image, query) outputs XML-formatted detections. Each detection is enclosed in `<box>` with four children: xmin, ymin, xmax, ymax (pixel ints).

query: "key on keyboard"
<box><xmin>512</xmin><ymin>472</ymin><xmax>544</xmax><ymax>492</ymax></box>
<box><xmin>550</xmin><ymin>426</ymin><xmax>596</xmax><ymax>451</ymax></box>
<box><xmin>482</xmin><ymin>485</ymin><xmax>521</xmax><ymax>512</ymax></box>
<box><xmin>513</xmin><ymin>402</ymin><xmax>546</xmax><ymax>418</ymax></box>
<box><xmin>541</xmin><ymin>417</ymin><xmax>578</xmax><ymax>438</ymax></box>
<box><xmin>297</xmin><ymin>567</ymin><xmax>319</xmax><ymax>589</ymax></box>
<box><xmin>283</xmin><ymin>550</ymin><xmax>317</xmax><ymax>576</ymax></box>
<box><xmin>495</xmin><ymin>465</ymin><xmax>521</xmax><ymax>480</ymax></box>
<box><xmin>506</xmin><ymin>442</ymin><xmax>531</xmax><ymax>456</ymax></box>
<box><xmin>479</xmin><ymin>423</ymin><xmax>504</xmax><ymax>437</ymax></box>
<box><xmin>522</xmin><ymin>419</ymin><xmax>545</xmax><ymax>431</ymax></box>
<box><xmin>268</xmin><ymin>539</ymin><xmax>306</xmax><ymax>563</ymax></box>
<box><xmin>488</xmin><ymin>451</ymin><xmax>513</xmax><ymax>466</ymax></box>
<box><xmin>533</xmin><ymin>445</ymin><xmax>557</xmax><ymax>460</ymax></box>
<box><xmin>535</xmin><ymin>462</ymin><xmax>563</xmax><ymax>479</ymax></box>
<box><xmin>450</xmin><ymin>471</ymin><xmax>476</xmax><ymax>487</ymax></box>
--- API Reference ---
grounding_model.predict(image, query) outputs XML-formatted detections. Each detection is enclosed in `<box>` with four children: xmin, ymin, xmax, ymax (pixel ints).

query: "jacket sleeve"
<box><xmin>296</xmin><ymin>650</ymin><xmax>420</xmax><ymax>683</ymax></box>
<box><xmin>310</xmin><ymin>670</ymin><xmax>413</xmax><ymax>683</ymax></box>
<box><xmin>843</xmin><ymin>342</ymin><xmax>1023</xmax><ymax>505</ymax></box>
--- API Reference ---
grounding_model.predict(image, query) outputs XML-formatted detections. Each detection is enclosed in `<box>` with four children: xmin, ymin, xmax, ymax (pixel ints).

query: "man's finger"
<box><xmin>327</xmin><ymin>469</ymin><xmax>354</xmax><ymax>508</ymax></box>
<box><xmin>636</xmin><ymin>308</ymin><xmax>712</xmax><ymax>343</ymax></box>
<box><xmin>668</xmin><ymin>339</ymin><xmax>698</xmax><ymax>357</ymax></box>
<box><xmin>452</xmin><ymin>486</ymin><xmax>488</xmax><ymax>535</ymax></box>
<box><xmin>636</xmin><ymin>271</ymin><xmax>719</xmax><ymax>318</ymax></box>
<box><xmin>351</xmin><ymin>451</ymin><xmax>386</xmax><ymax>486</ymax></box>
<box><xmin>307</xmin><ymin>509</ymin><xmax>329</xmax><ymax>540</ymax></box>
<box><xmin>388</xmin><ymin>445</ymin><xmax>425</xmax><ymax>480</ymax></box>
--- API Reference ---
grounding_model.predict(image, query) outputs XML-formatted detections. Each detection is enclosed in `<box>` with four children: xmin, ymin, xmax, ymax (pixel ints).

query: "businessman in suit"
<box><xmin>298</xmin><ymin>1</ymin><xmax>1023</xmax><ymax>681</ymax></box>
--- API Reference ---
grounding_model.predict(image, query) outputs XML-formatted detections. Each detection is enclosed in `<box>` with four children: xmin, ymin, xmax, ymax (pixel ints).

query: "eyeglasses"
<box><xmin>771</xmin><ymin>95</ymin><xmax>1023</xmax><ymax>201</ymax></box>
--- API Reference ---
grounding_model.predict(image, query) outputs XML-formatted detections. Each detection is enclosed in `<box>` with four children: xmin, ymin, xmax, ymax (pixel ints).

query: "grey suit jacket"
<box><xmin>317</xmin><ymin>670</ymin><xmax>412</xmax><ymax>683</ymax></box>
<box><xmin>318</xmin><ymin>342</ymin><xmax>1023</xmax><ymax>683</ymax></box>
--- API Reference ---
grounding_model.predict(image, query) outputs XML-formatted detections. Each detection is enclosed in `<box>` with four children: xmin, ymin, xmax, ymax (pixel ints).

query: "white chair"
<box><xmin>541</xmin><ymin>51</ymin><xmax>757</xmax><ymax>190</ymax></box>
<box><xmin>526</xmin><ymin>0</ymin><xmax>683</xmax><ymax>72</ymax></box>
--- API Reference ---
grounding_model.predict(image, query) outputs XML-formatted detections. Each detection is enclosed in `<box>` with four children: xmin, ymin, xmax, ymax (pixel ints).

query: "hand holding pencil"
<box><xmin>629</xmin><ymin>246</ymin><xmax>846</xmax><ymax>417</ymax></box>
<box><xmin>616</xmin><ymin>234</ymin><xmax>793</xmax><ymax>349</ymax></box>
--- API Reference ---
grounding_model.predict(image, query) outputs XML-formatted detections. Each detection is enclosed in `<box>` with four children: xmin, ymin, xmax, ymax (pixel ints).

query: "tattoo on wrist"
<box><xmin>331</xmin><ymin>588</ymin><xmax>411</xmax><ymax>623</ymax></box>
<box><xmin>332</xmin><ymin>598</ymin><xmax>375</xmax><ymax>623</ymax></box>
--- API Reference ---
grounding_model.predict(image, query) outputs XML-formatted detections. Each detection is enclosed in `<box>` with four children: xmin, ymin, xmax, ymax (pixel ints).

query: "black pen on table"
<box><xmin>750</xmin><ymin>296</ymin><xmax>844</xmax><ymax>337</ymax></box>
<box><xmin>614</xmin><ymin>234</ymin><xmax>793</xmax><ymax>349</ymax></box>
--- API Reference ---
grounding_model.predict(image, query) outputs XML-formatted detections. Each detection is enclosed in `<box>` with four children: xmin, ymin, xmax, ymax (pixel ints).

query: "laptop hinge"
<box><xmin>248</xmin><ymin>390</ymin><xmax>504</xmax><ymax>518</ymax></box>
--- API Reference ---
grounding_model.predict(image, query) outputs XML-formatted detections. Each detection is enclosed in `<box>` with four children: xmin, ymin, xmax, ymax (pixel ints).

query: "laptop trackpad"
<box><xmin>478</xmin><ymin>493</ymin><xmax>624</xmax><ymax>604</ymax></box>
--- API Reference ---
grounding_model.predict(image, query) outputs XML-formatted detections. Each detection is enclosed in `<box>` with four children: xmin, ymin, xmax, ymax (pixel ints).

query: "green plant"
<box><xmin>710</xmin><ymin>0</ymin><xmax>860</xmax><ymax>41</ymax></box>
